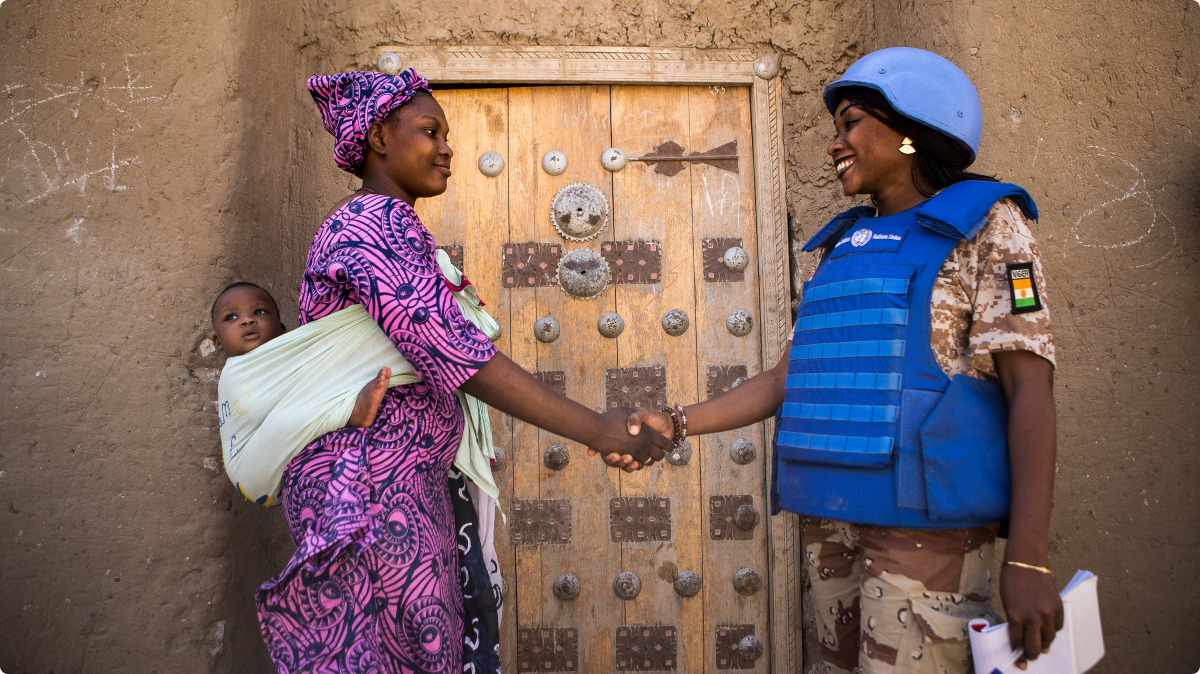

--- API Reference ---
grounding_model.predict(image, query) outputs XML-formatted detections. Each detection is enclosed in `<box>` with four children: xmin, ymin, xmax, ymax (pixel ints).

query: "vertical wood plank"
<box><xmin>506</xmin><ymin>87</ymin><xmax>547</xmax><ymax>648</ymax></box>
<box><xmin>415</xmin><ymin>88</ymin><xmax>519</xmax><ymax>673</ymax></box>
<box><xmin>610</xmin><ymin>85</ymin><xmax>704</xmax><ymax>674</ymax></box>
<box><xmin>688</xmin><ymin>84</ymin><xmax>771</xmax><ymax>673</ymax></box>
<box><xmin>751</xmin><ymin>75</ymin><xmax>803</xmax><ymax>674</ymax></box>
<box><xmin>514</xmin><ymin>85</ymin><xmax>624</xmax><ymax>674</ymax></box>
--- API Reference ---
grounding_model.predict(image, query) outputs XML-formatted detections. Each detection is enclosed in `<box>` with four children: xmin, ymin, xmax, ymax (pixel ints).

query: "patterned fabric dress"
<box><xmin>256</xmin><ymin>193</ymin><xmax>499</xmax><ymax>674</ymax></box>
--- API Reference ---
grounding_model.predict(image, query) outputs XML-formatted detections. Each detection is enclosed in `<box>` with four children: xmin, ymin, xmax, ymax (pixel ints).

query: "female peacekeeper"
<box><xmin>608</xmin><ymin>47</ymin><xmax>1064</xmax><ymax>673</ymax></box>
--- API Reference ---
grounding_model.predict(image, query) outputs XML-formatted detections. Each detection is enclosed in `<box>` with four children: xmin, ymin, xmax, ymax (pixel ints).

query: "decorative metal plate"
<box><xmin>532</xmin><ymin>370</ymin><xmax>567</xmax><ymax>396</ymax></box>
<box><xmin>557</xmin><ymin>248</ymin><xmax>610</xmax><ymax>300</ymax></box>
<box><xmin>715</xmin><ymin>625</ymin><xmax>757</xmax><ymax>670</ymax></box>
<box><xmin>510</xmin><ymin>499</ymin><xmax>572</xmax><ymax>545</ymax></box>
<box><xmin>709</xmin><ymin>495</ymin><xmax>754</xmax><ymax>541</ymax></box>
<box><xmin>615</xmin><ymin>625</ymin><xmax>678</xmax><ymax>671</ymax></box>
<box><xmin>605</xmin><ymin>366</ymin><xmax>667</xmax><ymax>410</ymax></box>
<box><xmin>600</xmin><ymin>240</ymin><xmax>662</xmax><ymax>285</ymax></box>
<box><xmin>517</xmin><ymin>626</ymin><xmax>578</xmax><ymax>672</ymax></box>
<box><xmin>707</xmin><ymin>365</ymin><xmax>748</xmax><ymax>399</ymax></box>
<box><xmin>702</xmin><ymin>238</ymin><xmax>746</xmax><ymax>283</ymax></box>
<box><xmin>437</xmin><ymin>245</ymin><xmax>464</xmax><ymax>274</ymax></box>
<box><xmin>609</xmin><ymin>496</ymin><xmax>672</xmax><ymax>542</ymax></box>
<box><xmin>503</xmin><ymin>242</ymin><xmax>563</xmax><ymax>288</ymax></box>
<box><xmin>551</xmin><ymin>183</ymin><xmax>609</xmax><ymax>242</ymax></box>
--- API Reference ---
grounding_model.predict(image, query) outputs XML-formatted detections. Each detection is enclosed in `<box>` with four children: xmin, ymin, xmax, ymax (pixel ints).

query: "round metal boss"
<box><xmin>730</xmin><ymin>438</ymin><xmax>756</xmax><ymax>465</ymax></box>
<box><xmin>733</xmin><ymin>504</ymin><xmax>760</xmax><ymax>531</ymax></box>
<box><xmin>534</xmin><ymin>316</ymin><xmax>561</xmax><ymax>343</ymax></box>
<box><xmin>544</xmin><ymin>444</ymin><xmax>570</xmax><ymax>471</ymax></box>
<box><xmin>673</xmin><ymin>570</ymin><xmax>702</xmax><ymax>597</ymax></box>
<box><xmin>542</xmin><ymin>150</ymin><xmax>568</xmax><ymax>176</ymax></box>
<box><xmin>491</xmin><ymin>445</ymin><xmax>507</xmax><ymax>472</ymax></box>
<box><xmin>727</xmin><ymin>310</ymin><xmax>753</xmax><ymax>337</ymax></box>
<box><xmin>550</xmin><ymin>183</ymin><xmax>609</xmax><ymax>242</ymax></box>
<box><xmin>557</xmin><ymin>248</ymin><xmax>610</xmax><ymax>301</ymax></box>
<box><xmin>597</xmin><ymin>311</ymin><xmax>625</xmax><ymax>338</ymax></box>
<box><xmin>738</xmin><ymin>635</ymin><xmax>764</xmax><ymax>661</ymax></box>
<box><xmin>376</xmin><ymin>51</ymin><xmax>403</xmax><ymax>75</ymax></box>
<box><xmin>477</xmin><ymin>151</ymin><xmax>505</xmax><ymax>177</ymax></box>
<box><xmin>553</xmin><ymin>573</ymin><xmax>581</xmax><ymax>601</ymax></box>
<box><xmin>666</xmin><ymin>438</ymin><xmax>692</xmax><ymax>466</ymax></box>
<box><xmin>601</xmin><ymin>147</ymin><xmax>628</xmax><ymax>172</ymax></box>
<box><xmin>753</xmin><ymin>53</ymin><xmax>780</xmax><ymax>80</ymax></box>
<box><xmin>733</xmin><ymin>567</ymin><xmax>762</xmax><ymax>596</ymax></box>
<box><xmin>662</xmin><ymin>309</ymin><xmax>690</xmax><ymax>337</ymax></box>
<box><xmin>613</xmin><ymin>571</ymin><xmax>642</xmax><ymax>600</ymax></box>
<box><xmin>723</xmin><ymin>246</ymin><xmax>749</xmax><ymax>272</ymax></box>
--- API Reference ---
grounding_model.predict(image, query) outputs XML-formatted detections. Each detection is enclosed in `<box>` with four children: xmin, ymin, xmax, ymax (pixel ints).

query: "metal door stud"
<box><xmin>534</xmin><ymin>316</ymin><xmax>561</xmax><ymax>343</ymax></box>
<box><xmin>478</xmin><ymin>151</ymin><xmax>504</xmax><ymax>177</ymax></box>
<box><xmin>613</xmin><ymin>571</ymin><xmax>642</xmax><ymax>600</ymax></box>
<box><xmin>733</xmin><ymin>567</ymin><xmax>762</xmax><ymax>596</ymax></box>
<box><xmin>551</xmin><ymin>183</ymin><xmax>609</xmax><ymax>242</ymax></box>
<box><xmin>597</xmin><ymin>311</ymin><xmax>625</xmax><ymax>338</ymax></box>
<box><xmin>726</xmin><ymin>310</ymin><xmax>753</xmax><ymax>337</ymax></box>
<box><xmin>542</xmin><ymin>150</ymin><xmax>568</xmax><ymax>176</ymax></box>
<box><xmin>729</xmin><ymin>438</ymin><xmax>756</xmax><ymax>465</ymax></box>
<box><xmin>553</xmin><ymin>573</ymin><xmax>581</xmax><ymax>601</ymax></box>
<box><xmin>662</xmin><ymin>309</ymin><xmax>690</xmax><ymax>337</ymax></box>
<box><xmin>673</xmin><ymin>570</ymin><xmax>702</xmax><ymax>597</ymax></box>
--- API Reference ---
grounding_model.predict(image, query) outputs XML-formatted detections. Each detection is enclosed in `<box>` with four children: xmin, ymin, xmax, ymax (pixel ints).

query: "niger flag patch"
<box><xmin>1006</xmin><ymin>262</ymin><xmax>1042</xmax><ymax>314</ymax></box>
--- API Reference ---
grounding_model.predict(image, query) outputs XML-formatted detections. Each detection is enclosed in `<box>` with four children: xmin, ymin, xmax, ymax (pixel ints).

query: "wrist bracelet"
<box><xmin>1005</xmin><ymin>560</ymin><xmax>1052</xmax><ymax>575</ymax></box>
<box><xmin>674</xmin><ymin>405</ymin><xmax>688</xmax><ymax>443</ymax></box>
<box><xmin>662</xmin><ymin>406</ymin><xmax>681</xmax><ymax>447</ymax></box>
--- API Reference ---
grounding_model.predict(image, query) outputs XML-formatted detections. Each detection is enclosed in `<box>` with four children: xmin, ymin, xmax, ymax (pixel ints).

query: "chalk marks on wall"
<box><xmin>1067</xmin><ymin>146</ymin><xmax>1176</xmax><ymax>268</ymax></box>
<box><xmin>2</xmin><ymin>53</ymin><xmax>164</xmax><ymax>211</ymax></box>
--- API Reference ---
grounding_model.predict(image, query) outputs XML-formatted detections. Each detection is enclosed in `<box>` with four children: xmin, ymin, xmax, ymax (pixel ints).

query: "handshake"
<box><xmin>584</xmin><ymin>407</ymin><xmax>680</xmax><ymax>472</ymax></box>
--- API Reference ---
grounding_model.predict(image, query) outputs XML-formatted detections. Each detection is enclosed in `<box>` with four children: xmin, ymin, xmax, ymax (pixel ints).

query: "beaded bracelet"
<box><xmin>674</xmin><ymin>405</ymin><xmax>688</xmax><ymax>444</ymax></box>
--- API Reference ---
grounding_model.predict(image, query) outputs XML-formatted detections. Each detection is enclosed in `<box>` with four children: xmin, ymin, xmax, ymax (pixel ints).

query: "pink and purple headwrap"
<box><xmin>307</xmin><ymin>69</ymin><xmax>433</xmax><ymax>176</ymax></box>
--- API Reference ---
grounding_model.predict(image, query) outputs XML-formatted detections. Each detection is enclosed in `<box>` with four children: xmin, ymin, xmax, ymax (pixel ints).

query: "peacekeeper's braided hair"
<box><xmin>838</xmin><ymin>86</ymin><xmax>998</xmax><ymax>197</ymax></box>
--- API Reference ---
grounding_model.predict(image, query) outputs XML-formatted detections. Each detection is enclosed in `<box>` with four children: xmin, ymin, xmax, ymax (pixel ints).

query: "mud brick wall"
<box><xmin>0</xmin><ymin>0</ymin><xmax>1195</xmax><ymax>671</ymax></box>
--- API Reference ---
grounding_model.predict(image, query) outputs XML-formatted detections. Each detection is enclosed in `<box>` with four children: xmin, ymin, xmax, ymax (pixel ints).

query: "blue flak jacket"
<box><xmin>772</xmin><ymin>181</ymin><xmax>1038</xmax><ymax>529</ymax></box>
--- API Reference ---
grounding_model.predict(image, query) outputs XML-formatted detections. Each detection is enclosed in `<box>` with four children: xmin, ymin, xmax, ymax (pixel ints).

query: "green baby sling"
<box><xmin>217</xmin><ymin>250</ymin><xmax>500</xmax><ymax>507</ymax></box>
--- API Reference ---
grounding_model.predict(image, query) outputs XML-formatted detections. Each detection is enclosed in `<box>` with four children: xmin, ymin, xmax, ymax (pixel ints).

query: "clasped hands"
<box><xmin>585</xmin><ymin>408</ymin><xmax>677</xmax><ymax>472</ymax></box>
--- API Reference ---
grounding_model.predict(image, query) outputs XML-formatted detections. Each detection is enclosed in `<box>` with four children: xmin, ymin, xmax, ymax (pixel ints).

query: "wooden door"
<box><xmin>418</xmin><ymin>84</ymin><xmax>770</xmax><ymax>674</ymax></box>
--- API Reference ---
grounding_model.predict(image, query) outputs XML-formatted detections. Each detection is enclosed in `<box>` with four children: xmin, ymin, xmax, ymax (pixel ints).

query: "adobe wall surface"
<box><xmin>0</xmin><ymin>0</ymin><xmax>1195</xmax><ymax>673</ymax></box>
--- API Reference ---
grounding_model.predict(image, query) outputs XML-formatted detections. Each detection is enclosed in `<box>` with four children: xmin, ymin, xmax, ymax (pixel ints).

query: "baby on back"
<box><xmin>210</xmin><ymin>281</ymin><xmax>391</xmax><ymax>429</ymax></box>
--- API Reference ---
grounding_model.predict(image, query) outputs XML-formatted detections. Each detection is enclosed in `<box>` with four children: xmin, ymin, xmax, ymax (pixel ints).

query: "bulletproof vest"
<box><xmin>773</xmin><ymin>181</ymin><xmax>1038</xmax><ymax>528</ymax></box>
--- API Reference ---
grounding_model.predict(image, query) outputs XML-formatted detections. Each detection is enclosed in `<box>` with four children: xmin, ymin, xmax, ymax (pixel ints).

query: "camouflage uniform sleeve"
<box><xmin>962</xmin><ymin>198</ymin><xmax>1056</xmax><ymax>378</ymax></box>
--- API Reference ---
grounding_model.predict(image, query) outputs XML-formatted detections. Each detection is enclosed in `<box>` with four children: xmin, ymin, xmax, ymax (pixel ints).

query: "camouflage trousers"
<box><xmin>801</xmin><ymin>517</ymin><xmax>999</xmax><ymax>674</ymax></box>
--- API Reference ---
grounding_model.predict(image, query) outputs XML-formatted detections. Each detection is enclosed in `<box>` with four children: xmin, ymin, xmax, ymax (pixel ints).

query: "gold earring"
<box><xmin>899</xmin><ymin>137</ymin><xmax>916</xmax><ymax>155</ymax></box>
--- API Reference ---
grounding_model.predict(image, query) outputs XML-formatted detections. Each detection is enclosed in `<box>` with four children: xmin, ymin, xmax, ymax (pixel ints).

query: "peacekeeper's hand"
<box><xmin>587</xmin><ymin>407</ymin><xmax>674</xmax><ymax>472</ymax></box>
<box><xmin>999</xmin><ymin>562</ymin><xmax>1064</xmax><ymax>669</ymax></box>
<box><xmin>583</xmin><ymin>407</ymin><xmax>672</xmax><ymax>470</ymax></box>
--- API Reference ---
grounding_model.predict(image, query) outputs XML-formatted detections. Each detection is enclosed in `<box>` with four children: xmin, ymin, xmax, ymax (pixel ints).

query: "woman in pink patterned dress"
<box><xmin>254</xmin><ymin>69</ymin><xmax>669</xmax><ymax>674</ymax></box>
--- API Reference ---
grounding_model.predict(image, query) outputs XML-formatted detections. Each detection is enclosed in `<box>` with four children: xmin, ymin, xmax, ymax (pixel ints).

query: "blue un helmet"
<box><xmin>823</xmin><ymin>47</ymin><xmax>983</xmax><ymax>163</ymax></box>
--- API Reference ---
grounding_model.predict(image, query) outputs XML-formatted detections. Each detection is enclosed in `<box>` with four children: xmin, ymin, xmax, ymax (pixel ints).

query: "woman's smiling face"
<box><xmin>826</xmin><ymin>97</ymin><xmax>914</xmax><ymax>199</ymax></box>
<box><xmin>367</xmin><ymin>92</ymin><xmax>454</xmax><ymax>204</ymax></box>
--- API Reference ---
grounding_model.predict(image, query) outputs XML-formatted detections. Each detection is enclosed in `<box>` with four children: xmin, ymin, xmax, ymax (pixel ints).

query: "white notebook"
<box><xmin>968</xmin><ymin>570</ymin><xmax>1105</xmax><ymax>674</ymax></box>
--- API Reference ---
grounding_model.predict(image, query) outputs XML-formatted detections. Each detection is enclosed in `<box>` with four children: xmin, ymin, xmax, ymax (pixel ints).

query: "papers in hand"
<box><xmin>968</xmin><ymin>570</ymin><xmax>1105</xmax><ymax>674</ymax></box>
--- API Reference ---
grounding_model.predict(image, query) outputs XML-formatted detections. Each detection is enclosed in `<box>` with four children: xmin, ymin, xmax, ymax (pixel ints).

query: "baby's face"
<box><xmin>212</xmin><ymin>287</ymin><xmax>285</xmax><ymax>356</ymax></box>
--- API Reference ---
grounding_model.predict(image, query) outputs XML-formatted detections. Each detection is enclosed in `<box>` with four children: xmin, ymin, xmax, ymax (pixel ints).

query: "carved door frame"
<box><xmin>374</xmin><ymin>46</ymin><xmax>799</xmax><ymax>673</ymax></box>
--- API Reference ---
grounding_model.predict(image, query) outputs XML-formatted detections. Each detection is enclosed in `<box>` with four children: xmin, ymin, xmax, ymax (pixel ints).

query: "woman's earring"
<box><xmin>899</xmin><ymin>137</ymin><xmax>916</xmax><ymax>155</ymax></box>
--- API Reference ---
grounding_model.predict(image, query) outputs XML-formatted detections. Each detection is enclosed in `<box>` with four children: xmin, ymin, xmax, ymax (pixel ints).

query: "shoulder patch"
<box><xmin>1006</xmin><ymin>262</ymin><xmax>1042</xmax><ymax>314</ymax></box>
